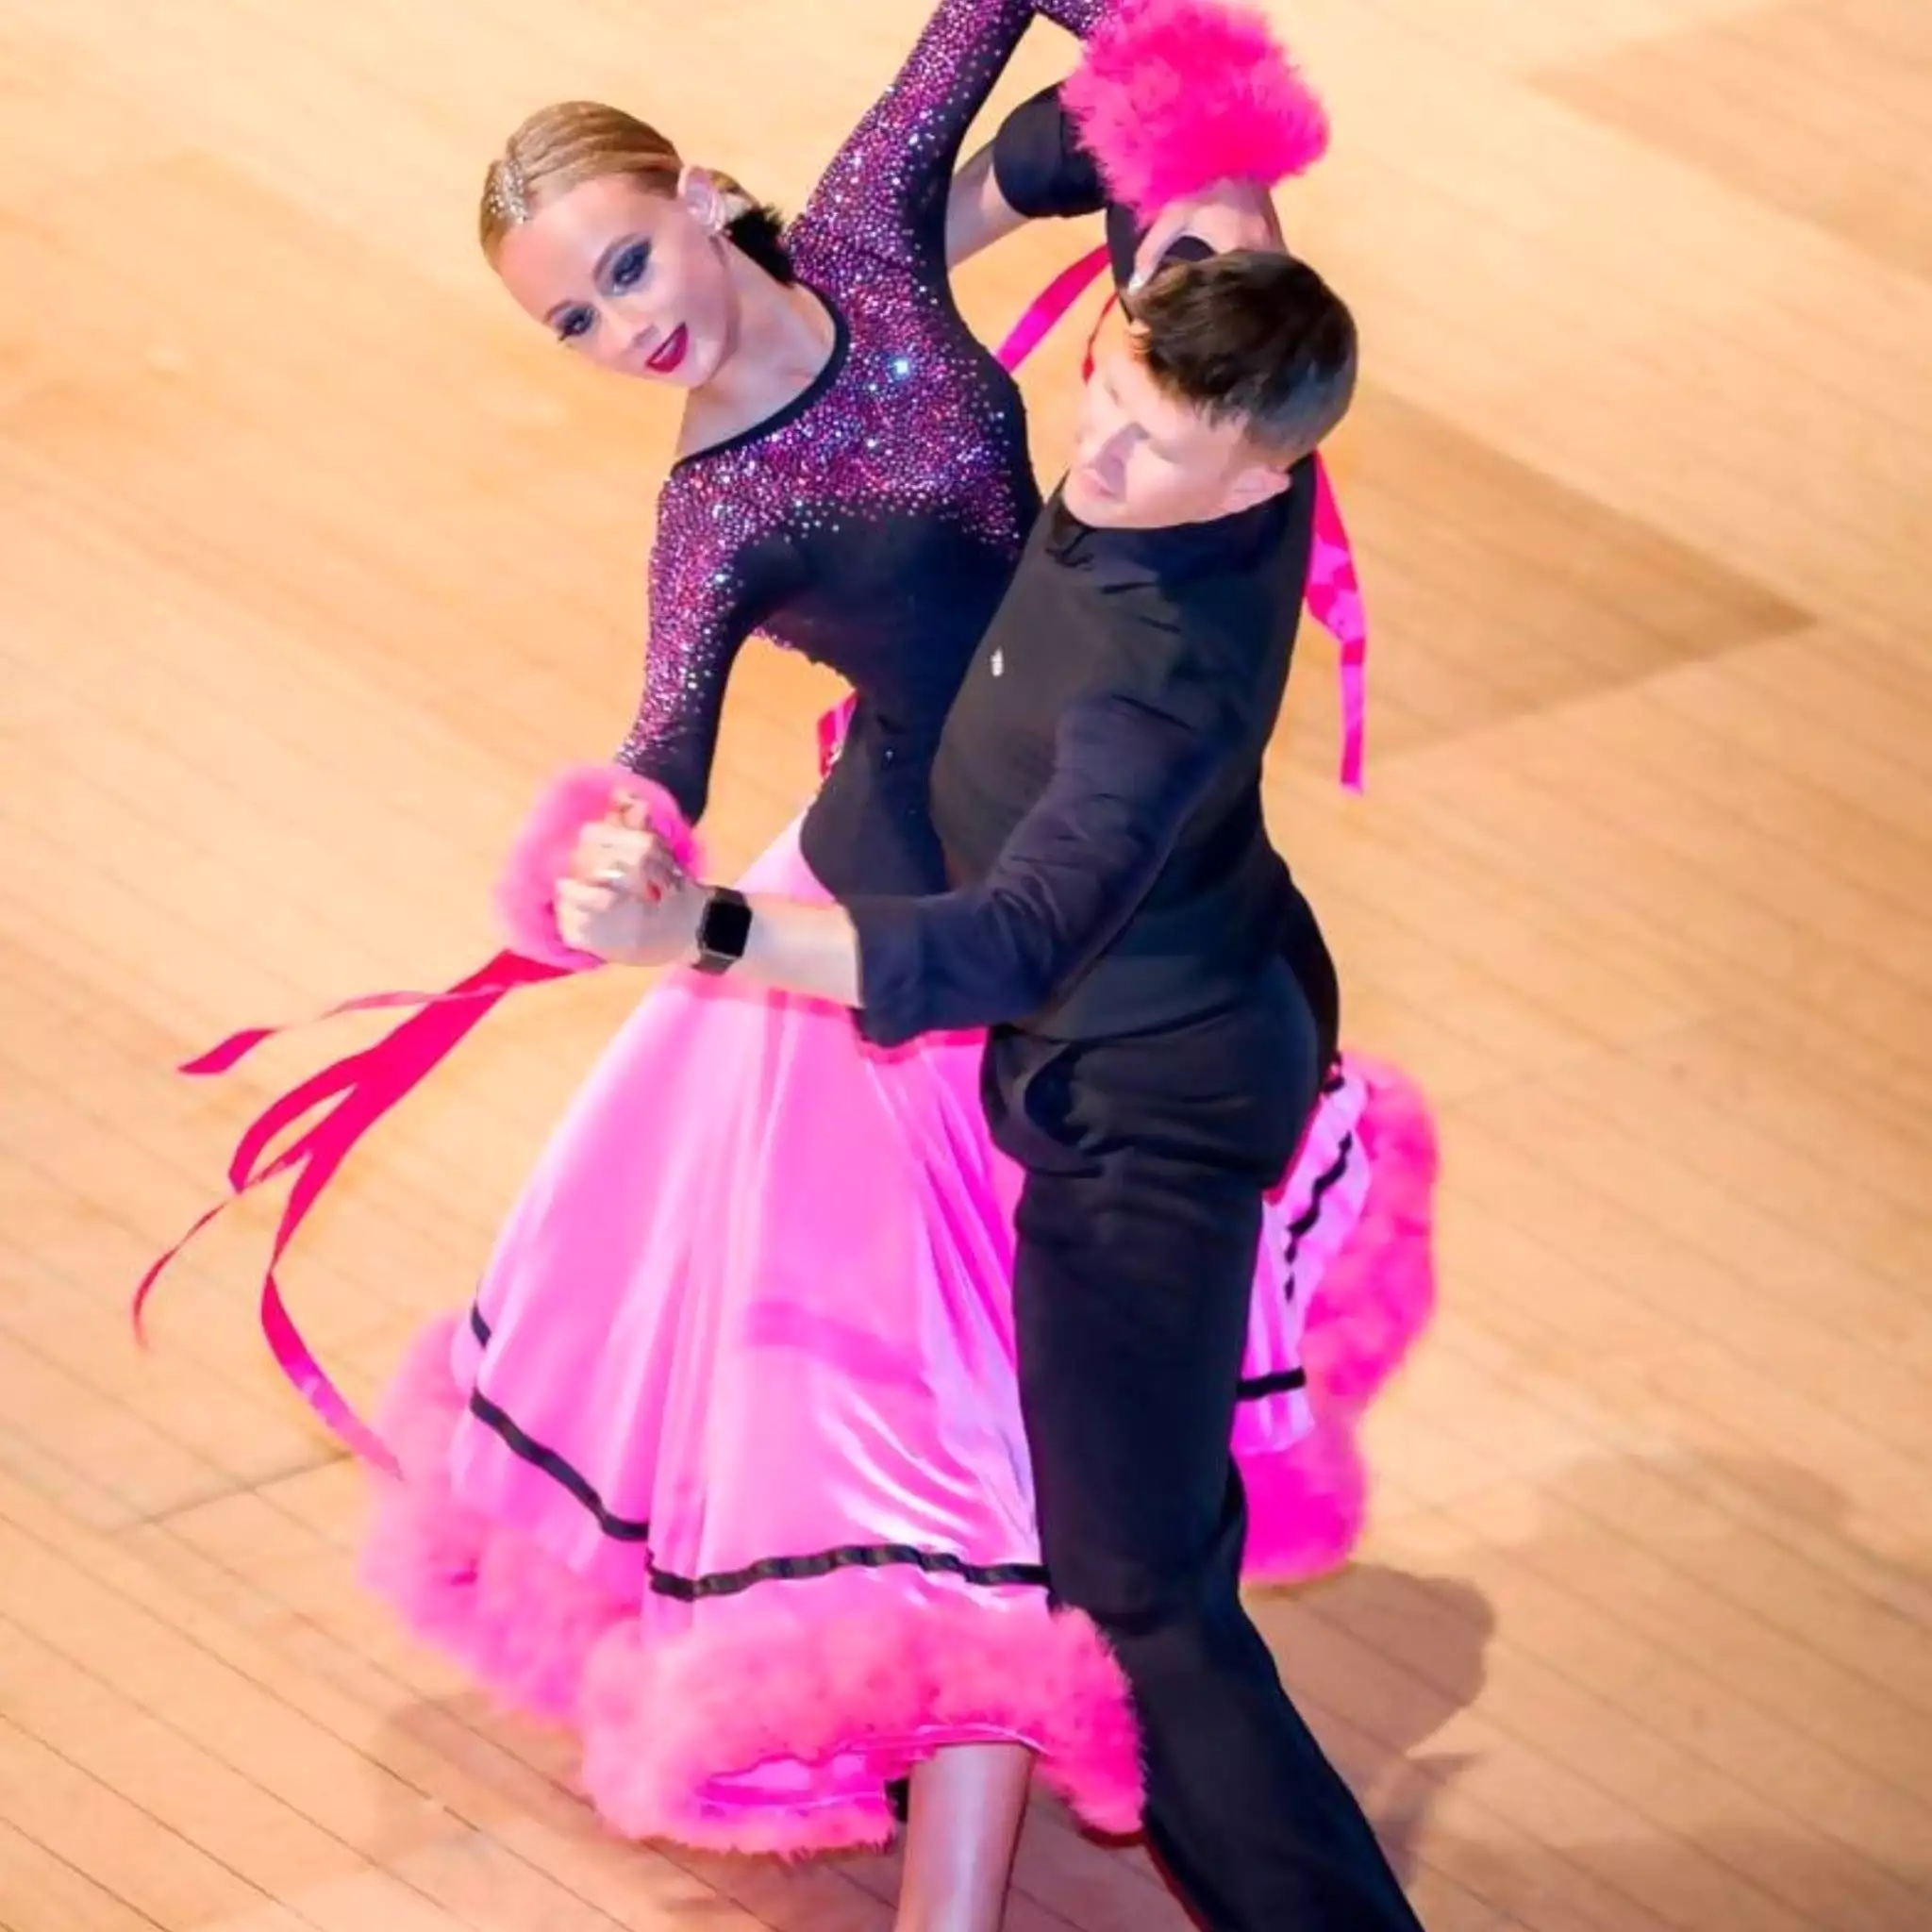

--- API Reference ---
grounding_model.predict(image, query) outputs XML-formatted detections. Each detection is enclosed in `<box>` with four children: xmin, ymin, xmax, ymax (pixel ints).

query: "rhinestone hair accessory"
<box><xmin>486</xmin><ymin>156</ymin><xmax>532</xmax><ymax>226</ymax></box>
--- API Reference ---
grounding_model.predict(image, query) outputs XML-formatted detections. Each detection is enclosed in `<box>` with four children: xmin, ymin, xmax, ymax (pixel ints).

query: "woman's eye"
<box><xmin>610</xmin><ymin>243</ymin><xmax>650</xmax><ymax>291</ymax></box>
<box><xmin>556</xmin><ymin>307</ymin><xmax>593</xmax><ymax>342</ymax></box>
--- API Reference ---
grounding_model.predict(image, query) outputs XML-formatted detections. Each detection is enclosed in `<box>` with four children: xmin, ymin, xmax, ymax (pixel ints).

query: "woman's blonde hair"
<box><xmin>479</xmin><ymin>101</ymin><xmax>765</xmax><ymax>260</ymax></box>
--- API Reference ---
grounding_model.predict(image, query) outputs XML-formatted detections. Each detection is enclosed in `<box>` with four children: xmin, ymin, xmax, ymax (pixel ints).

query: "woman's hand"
<box><xmin>572</xmin><ymin>798</ymin><xmax>688</xmax><ymax>903</ymax></box>
<box><xmin>556</xmin><ymin>798</ymin><xmax>705</xmax><ymax>967</ymax></box>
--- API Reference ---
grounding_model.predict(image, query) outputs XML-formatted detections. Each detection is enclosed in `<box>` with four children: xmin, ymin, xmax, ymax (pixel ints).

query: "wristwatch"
<box><xmin>692</xmin><ymin>885</ymin><xmax>753</xmax><ymax>975</ymax></box>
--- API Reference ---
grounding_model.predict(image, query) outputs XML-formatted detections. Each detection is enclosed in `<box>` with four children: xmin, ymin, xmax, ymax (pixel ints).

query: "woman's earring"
<box><xmin>683</xmin><ymin>164</ymin><xmax>726</xmax><ymax>235</ymax></box>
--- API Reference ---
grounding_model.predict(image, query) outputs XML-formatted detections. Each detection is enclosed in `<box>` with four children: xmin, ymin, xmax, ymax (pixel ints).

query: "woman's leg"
<box><xmin>894</xmin><ymin>1741</ymin><xmax>1034</xmax><ymax>1932</ymax></box>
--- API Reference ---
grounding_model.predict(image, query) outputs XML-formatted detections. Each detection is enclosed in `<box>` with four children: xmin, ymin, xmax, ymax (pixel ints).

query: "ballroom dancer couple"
<box><xmin>155</xmin><ymin>3</ymin><xmax>1435</xmax><ymax>1926</ymax></box>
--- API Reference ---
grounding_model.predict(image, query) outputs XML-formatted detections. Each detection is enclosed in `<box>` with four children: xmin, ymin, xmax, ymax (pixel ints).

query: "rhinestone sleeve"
<box><xmin>804</xmin><ymin>0</ymin><xmax>1114</xmax><ymax>268</ymax></box>
<box><xmin>612</xmin><ymin>470</ymin><xmax>786</xmax><ymax>823</ymax></box>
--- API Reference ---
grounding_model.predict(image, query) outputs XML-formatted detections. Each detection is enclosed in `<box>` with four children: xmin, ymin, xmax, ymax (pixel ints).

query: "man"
<box><xmin>967</xmin><ymin>75</ymin><xmax>1348</xmax><ymax>1065</ymax></box>
<box><xmin>560</xmin><ymin>250</ymin><xmax>1422</xmax><ymax>1932</ymax></box>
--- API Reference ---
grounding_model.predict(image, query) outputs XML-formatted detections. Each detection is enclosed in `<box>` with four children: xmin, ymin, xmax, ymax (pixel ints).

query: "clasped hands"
<box><xmin>556</xmin><ymin>794</ymin><xmax>704</xmax><ymax>967</ymax></box>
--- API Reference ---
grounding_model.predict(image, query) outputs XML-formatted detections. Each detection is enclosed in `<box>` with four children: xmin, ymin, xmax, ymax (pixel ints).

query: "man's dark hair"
<box><xmin>1130</xmin><ymin>251</ymin><xmax>1357</xmax><ymax>460</ymax></box>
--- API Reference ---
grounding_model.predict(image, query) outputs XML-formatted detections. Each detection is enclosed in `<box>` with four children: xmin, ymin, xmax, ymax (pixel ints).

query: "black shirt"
<box><xmin>847</xmin><ymin>461</ymin><xmax>1317</xmax><ymax>1047</ymax></box>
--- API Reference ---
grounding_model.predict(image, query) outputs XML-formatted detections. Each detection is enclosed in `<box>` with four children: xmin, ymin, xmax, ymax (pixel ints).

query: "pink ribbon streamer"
<box><xmin>1310</xmin><ymin>456</ymin><xmax>1367</xmax><ymax>792</ymax></box>
<box><xmin>135</xmin><ymin>950</ymin><xmax>565</xmax><ymax>1472</ymax></box>
<box><xmin>997</xmin><ymin>242</ymin><xmax>1112</xmax><ymax>369</ymax></box>
<box><xmin>142</xmin><ymin>239</ymin><xmax>1372</xmax><ymax>1463</ymax></box>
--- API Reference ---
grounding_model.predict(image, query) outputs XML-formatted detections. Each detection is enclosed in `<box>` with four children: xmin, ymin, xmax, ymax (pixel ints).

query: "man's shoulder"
<box><xmin>1093</xmin><ymin>563</ymin><xmax>1287</xmax><ymax>701</ymax></box>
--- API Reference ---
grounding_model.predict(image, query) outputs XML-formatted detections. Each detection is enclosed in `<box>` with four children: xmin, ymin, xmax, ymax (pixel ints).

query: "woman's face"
<box><xmin>492</xmin><ymin>171</ymin><xmax>740</xmax><ymax>386</ymax></box>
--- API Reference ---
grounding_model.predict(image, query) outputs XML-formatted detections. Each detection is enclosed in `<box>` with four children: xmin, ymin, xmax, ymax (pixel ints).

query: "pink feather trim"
<box><xmin>1241</xmin><ymin>1059</ymin><xmax>1439</xmax><ymax>1586</ymax></box>
<box><xmin>579</xmin><ymin>1597</ymin><xmax>1141</xmax><ymax>1855</ymax></box>
<box><xmin>1061</xmin><ymin>0</ymin><xmax>1330</xmax><ymax>218</ymax></box>
<box><xmin>360</xmin><ymin>1316</ymin><xmax>631</xmax><ymax>1721</ymax></box>
<box><xmin>1238</xmin><ymin>1413</ymin><xmax>1368</xmax><ymax>1584</ymax></box>
<box><xmin>491</xmin><ymin>763</ymin><xmax>702</xmax><ymax>970</ymax></box>
<box><xmin>1297</xmin><ymin>1058</ymin><xmax>1439</xmax><ymax>1414</ymax></box>
<box><xmin>363</xmin><ymin>1315</ymin><xmax>1143</xmax><ymax>1856</ymax></box>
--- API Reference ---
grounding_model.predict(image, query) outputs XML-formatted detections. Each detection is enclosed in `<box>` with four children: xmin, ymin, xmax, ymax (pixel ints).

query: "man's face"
<box><xmin>1062</xmin><ymin>336</ymin><xmax>1287</xmax><ymax>530</ymax></box>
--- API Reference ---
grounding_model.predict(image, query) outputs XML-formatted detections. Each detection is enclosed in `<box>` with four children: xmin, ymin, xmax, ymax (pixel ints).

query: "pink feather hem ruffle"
<box><xmin>361</xmin><ymin>1316</ymin><xmax>629</xmax><ymax>1720</ymax></box>
<box><xmin>1239</xmin><ymin>1059</ymin><xmax>1439</xmax><ymax>1582</ymax></box>
<box><xmin>361</xmin><ymin>1318</ymin><xmax>1142</xmax><ymax>1856</ymax></box>
<box><xmin>578</xmin><ymin>1595</ymin><xmax>1141</xmax><ymax>1856</ymax></box>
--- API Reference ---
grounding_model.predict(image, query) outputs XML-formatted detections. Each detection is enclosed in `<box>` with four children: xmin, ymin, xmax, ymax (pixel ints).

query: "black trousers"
<box><xmin>984</xmin><ymin>964</ymin><xmax>1421</xmax><ymax>1931</ymax></box>
<box><xmin>1277</xmin><ymin>874</ymin><xmax>1340</xmax><ymax>1074</ymax></box>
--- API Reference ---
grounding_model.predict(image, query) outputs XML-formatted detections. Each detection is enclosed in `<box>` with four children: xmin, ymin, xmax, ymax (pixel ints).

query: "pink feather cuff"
<box><xmin>1060</xmin><ymin>0</ymin><xmax>1330</xmax><ymax>218</ymax></box>
<box><xmin>493</xmin><ymin>763</ymin><xmax>703</xmax><ymax>970</ymax></box>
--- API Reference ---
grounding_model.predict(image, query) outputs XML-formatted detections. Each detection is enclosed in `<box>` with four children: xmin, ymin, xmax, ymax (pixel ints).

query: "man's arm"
<box><xmin>843</xmin><ymin>685</ymin><xmax>1227</xmax><ymax>1044</ymax></box>
<box><xmin>563</xmin><ymin>682</ymin><xmax>1231</xmax><ymax>1045</ymax></box>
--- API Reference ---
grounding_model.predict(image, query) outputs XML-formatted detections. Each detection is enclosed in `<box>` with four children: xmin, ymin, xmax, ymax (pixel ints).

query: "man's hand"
<box><xmin>1130</xmin><ymin>177</ymin><xmax>1284</xmax><ymax>291</ymax></box>
<box><xmin>555</xmin><ymin>869</ymin><xmax>705</xmax><ymax>967</ymax></box>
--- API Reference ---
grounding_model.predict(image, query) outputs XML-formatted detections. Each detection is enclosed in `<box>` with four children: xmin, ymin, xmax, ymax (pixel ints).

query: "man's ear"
<box><xmin>1222</xmin><ymin>457</ymin><xmax>1294</xmax><ymax>516</ymax></box>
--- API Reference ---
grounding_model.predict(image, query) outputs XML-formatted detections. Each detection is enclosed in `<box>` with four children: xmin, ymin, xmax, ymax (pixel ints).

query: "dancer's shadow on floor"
<box><xmin>1276</xmin><ymin>1450</ymin><xmax>1931</xmax><ymax>1932</ymax></box>
<box><xmin>1250</xmin><ymin>1559</ymin><xmax>1498</xmax><ymax>1883</ymax></box>
<box><xmin>1001</xmin><ymin>1559</ymin><xmax>1497</xmax><ymax>1928</ymax></box>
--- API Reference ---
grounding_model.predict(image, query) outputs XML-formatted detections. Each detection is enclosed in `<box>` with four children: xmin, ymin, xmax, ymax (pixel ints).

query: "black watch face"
<box><xmin>700</xmin><ymin>891</ymin><xmax>754</xmax><ymax>961</ymax></box>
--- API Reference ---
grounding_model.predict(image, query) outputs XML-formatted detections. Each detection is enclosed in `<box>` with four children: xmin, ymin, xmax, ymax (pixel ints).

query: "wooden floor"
<box><xmin>4</xmin><ymin>1</ymin><xmax>1930</xmax><ymax>1927</ymax></box>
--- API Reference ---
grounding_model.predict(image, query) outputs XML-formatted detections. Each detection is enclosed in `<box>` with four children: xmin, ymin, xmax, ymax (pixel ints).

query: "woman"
<box><xmin>153</xmin><ymin>0</ymin><xmax>1435</xmax><ymax>1917</ymax></box>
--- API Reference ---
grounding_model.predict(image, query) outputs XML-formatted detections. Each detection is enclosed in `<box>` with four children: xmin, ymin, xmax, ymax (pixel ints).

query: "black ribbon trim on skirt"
<box><xmin>647</xmin><ymin>1543</ymin><xmax>1049</xmax><ymax>1603</ymax></box>
<box><xmin>1235</xmin><ymin>1366</ymin><xmax>1308</xmax><ymax>1401</ymax></box>
<box><xmin>1279</xmin><ymin>1127</ymin><xmax>1358</xmax><ymax>1306</ymax></box>
<box><xmin>464</xmin><ymin>1308</ymin><xmax>653</xmax><ymax>1541</ymax></box>
<box><xmin>1288</xmin><ymin>1132</ymin><xmax>1357</xmax><ymax>1246</ymax></box>
<box><xmin>464</xmin><ymin>1385</ymin><xmax>655</xmax><ymax>1542</ymax></box>
<box><xmin>463</xmin><ymin>1308</ymin><xmax>1045</xmax><ymax>1588</ymax></box>
<box><xmin>1233</xmin><ymin>1080</ymin><xmax>1359</xmax><ymax>1390</ymax></box>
